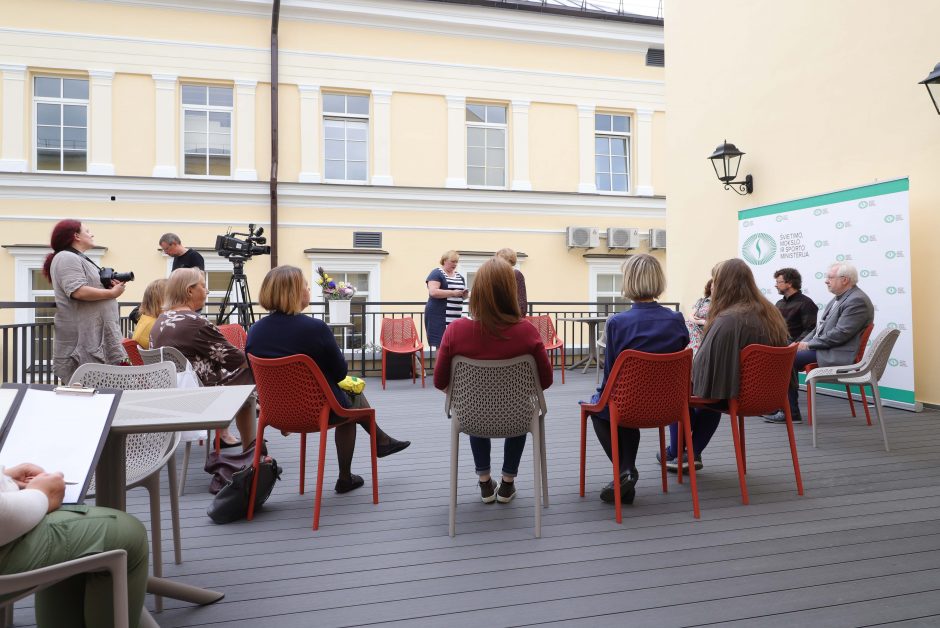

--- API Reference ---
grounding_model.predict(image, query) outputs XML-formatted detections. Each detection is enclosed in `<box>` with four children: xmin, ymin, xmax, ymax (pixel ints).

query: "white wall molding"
<box><xmin>233</xmin><ymin>78</ymin><xmax>257</xmax><ymax>181</ymax></box>
<box><xmin>0</xmin><ymin>65</ymin><xmax>28</xmax><ymax>173</ymax></box>
<box><xmin>509</xmin><ymin>99</ymin><xmax>531</xmax><ymax>191</ymax></box>
<box><xmin>370</xmin><ymin>89</ymin><xmax>393</xmax><ymax>187</ymax></box>
<box><xmin>445</xmin><ymin>95</ymin><xmax>467</xmax><ymax>188</ymax></box>
<box><xmin>88</xmin><ymin>69</ymin><xmax>115</xmax><ymax>176</ymax></box>
<box><xmin>577</xmin><ymin>103</ymin><xmax>596</xmax><ymax>194</ymax></box>
<box><xmin>297</xmin><ymin>84</ymin><xmax>321</xmax><ymax>183</ymax></box>
<box><xmin>635</xmin><ymin>107</ymin><xmax>654</xmax><ymax>196</ymax></box>
<box><xmin>152</xmin><ymin>73</ymin><xmax>178</xmax><ymax>178</ymax></box>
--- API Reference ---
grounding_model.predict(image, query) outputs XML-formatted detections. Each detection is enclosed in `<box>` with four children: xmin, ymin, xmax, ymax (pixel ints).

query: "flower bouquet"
<box><xmin>315</xmin><ymin>266</ymin><xmax>356</xmax><ymax>300</ymax></box>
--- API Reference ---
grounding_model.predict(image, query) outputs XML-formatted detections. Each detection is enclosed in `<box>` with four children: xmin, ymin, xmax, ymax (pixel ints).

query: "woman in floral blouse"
<box><xmin>685</xmin><ymin>279</ymin><xmax>712</xmax><ymax>354</ymax></box>
<box><xmin>150</xmin><ymin>268</ymin><xmax>255</xmax><ymax>450</ymax></box>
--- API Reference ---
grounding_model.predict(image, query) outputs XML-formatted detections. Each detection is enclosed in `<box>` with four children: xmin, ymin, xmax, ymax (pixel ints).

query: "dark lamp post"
<box><xmin>919</xmin><ymin>62</ymin><xmax>940</xmax><ymax>116</ymax></box>
<box><xmin>707</xmin><ymin>140</ymin><xmax>753</xmax><ymax>195</ymax></box>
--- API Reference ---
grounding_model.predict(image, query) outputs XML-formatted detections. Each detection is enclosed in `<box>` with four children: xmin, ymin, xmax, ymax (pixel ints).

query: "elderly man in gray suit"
<box><xmin>764</xmin><ymin>262</ymin><xmax>874</xmax><ymax>423</ymax></box>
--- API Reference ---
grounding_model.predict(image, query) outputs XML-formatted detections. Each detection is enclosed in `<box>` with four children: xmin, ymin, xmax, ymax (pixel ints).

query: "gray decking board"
<box><xmin>11</xmin><ymin>370</ymin><xmax>940</xmax><ymax>628</ymax></box>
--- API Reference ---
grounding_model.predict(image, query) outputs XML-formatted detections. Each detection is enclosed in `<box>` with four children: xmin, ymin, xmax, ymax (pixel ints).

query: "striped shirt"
<box><xmin>443</xmin><ymin>271</ymin><xmax>466</xmax><ymax>328</ymax></box>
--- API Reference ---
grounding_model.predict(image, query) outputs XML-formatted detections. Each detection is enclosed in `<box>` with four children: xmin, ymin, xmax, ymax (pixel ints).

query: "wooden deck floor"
<box><xmin>13</xmin><ymin>370</ymin><xmax>940</xmax><ymax>627</ymax></box>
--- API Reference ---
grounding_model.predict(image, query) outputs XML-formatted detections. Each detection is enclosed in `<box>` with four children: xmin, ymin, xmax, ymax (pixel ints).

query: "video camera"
<box><xmin>99</xmin><ymin>268</ymin><xmax>134</xmax><ymax>288</ymax></box>
<box><xmin>215</xmin><ymin>224</ymin><xmax>271</xmax><ymax>259</ymax></box>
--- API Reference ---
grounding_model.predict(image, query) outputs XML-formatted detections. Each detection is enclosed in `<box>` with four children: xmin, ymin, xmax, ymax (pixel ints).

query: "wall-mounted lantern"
<box><xmin>918</xmin><ymin>62</ymin><xmax>940</xmax><ymax>115</ymax></box>
<box><xmin>707</xmin><ymin>140</ymin><xmax>754</xmax><ymax>195</ymax></box>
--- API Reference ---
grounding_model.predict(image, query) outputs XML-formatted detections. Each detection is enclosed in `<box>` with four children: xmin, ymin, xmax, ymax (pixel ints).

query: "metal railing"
<box><xmin>0</xmin><ymin>300</ymin><xmax>680</xmax><ymax>384</ymax></box>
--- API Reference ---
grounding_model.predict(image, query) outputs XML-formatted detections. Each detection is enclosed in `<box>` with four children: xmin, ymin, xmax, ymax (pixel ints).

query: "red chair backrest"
<box><xmin>247</xmin><ymin>353</ymin><xmax>342</xmax><ymax>433</ymax></box>
<box><xmin>525</xmin><ymin>315</ymin><xmax>559</xmax><ymax>345</ymax></box>
<box><xmin>122</xmin><ymin>338</ymin><xmax>144</xmax><ymax>366</ymax></box>
<box><xmin>600</xmin><ymin>348</ymin><xmax>692</xmax><ymax>429</ymax></box>
<box><xmin>735</xmin><ymin>343</ymin><xmax>798</xmax><ymax>416</ymax></box>
<box><xmin>380</xmin><ymin>317</ymin><xmax>420</xmax><ymax>350</ymax></box>
<box><xmin>218</xmin><ymin>323</ymin><xmax>247</xmax><ymax>350</ymax></box>
<box><xmin>855</xmin><ymin>323</ymin><xmax>875</xmax><ymax>362</ymax></box>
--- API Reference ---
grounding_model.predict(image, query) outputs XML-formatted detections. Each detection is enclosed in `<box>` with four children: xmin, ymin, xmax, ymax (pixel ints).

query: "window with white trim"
<box><xmin>308</xmin><ymin>253</ymin><xmax>384</xmax><ymax>354</ymax></box>
<box><xmin>323</xmin><ymin>93</ymin><xmax>369</xmax><ymax>182</ymax></box>
<box><xmin>588</xmin><ymin>260</ymin><xmax>631</xmax><ymax>314</ymax></box>
<box><xmin>323</xmin><ymin>271</ymin><xmax>369</xmax><ymax>350</ymax></box>
<box><xmin>466</xmin><ymin>103</ymin><xmax>506</xmax><ymax>188</ymax></box>
<box><xmin>595</xmin><ymin>113</ymin><xmax>631</xmax><ymax>193</ymax></box>
<box><xmin>34</xmin><ymin>76</ymin><xmax>88</xmax><ymax>172</ymax></box>
<box><xmin>182</xmin><ymin>85</ymin><xmax>233</xmax><ymax>177</ymax></box>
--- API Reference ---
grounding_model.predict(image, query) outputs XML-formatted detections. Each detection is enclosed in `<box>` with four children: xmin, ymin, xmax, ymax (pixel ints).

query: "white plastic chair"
<box><xmin>0</xmin><ymin>550</ymin><xmax>129</xmax><ymax>628</ymax></box>
<box><xmin>806</xmin><ymin>328</ymin><xmax>901</xmax><ymax>452</ymax></box>
<box><xmin>595</xmin><ymin>323</ymin><xmax>607</xmax><ymax>385</ymax></box>
<box><xmin>445</xmin><ymin>355</ymin><xmax>549</xmax><ymax>537</ymax></box>
<box><xmin>69</xmin><ymin>361</ymin><xmax>181</xmax><ymax>613</ymax></box>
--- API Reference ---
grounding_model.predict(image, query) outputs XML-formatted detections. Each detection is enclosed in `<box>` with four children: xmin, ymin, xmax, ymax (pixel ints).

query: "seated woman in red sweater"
<box><xmin>434</xmin><ymin>258</ymin><xmax>553</xmax><ymax>504</ymax></box>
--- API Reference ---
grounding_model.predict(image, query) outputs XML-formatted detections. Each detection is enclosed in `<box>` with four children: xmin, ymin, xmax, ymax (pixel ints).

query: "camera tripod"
<box><xmin>216</xmin><ymin>257</ymin><xmax>256</xmax><ymax>328</ymax></box>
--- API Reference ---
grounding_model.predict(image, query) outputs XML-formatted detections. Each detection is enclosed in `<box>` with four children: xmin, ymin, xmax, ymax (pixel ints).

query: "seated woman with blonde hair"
<box><xmin>245</xmin><ymin>265</ymin><xmax>409</xmax><ymax>494</ymax></box>
<box><xmin>131</xmin><ymin>278</ymin><xmax>167</xmax><ymax>349</ymax></box>
<box><xmin>150</xmin><ymin>268</ymin><xmax>255</xmax><ymax>450</ymax></box>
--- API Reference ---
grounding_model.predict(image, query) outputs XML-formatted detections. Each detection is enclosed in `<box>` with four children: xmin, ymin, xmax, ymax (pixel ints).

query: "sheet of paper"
<box><xmin>0</xmin><ymin>388</ymin><xmax>19</xmax><ymax>425</ymax></box>
<box><xmin>0</xmin><ymin>388</ymin><xmax>117</xmax><ymax>504</ymax></box>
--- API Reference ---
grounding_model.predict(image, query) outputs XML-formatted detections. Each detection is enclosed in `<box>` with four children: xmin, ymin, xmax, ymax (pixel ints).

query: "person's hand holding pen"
<box><xmin>27</xmin><ymin>472</ymin><xmax>66</xmax><ymax>513</ymax></box>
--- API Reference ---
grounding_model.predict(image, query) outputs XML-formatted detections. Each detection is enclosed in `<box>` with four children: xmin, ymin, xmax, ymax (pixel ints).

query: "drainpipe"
<box><xmin>270</xmin><ymin>0</ymin><xmax>280</xmax><ymax>267</ymax></box>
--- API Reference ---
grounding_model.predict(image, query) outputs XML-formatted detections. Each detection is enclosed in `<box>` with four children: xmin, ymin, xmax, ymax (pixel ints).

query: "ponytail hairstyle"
<box><xmin>42</xmin><ymin>219</ymin><xmax>82</xmax><ymax>280</ymax></box>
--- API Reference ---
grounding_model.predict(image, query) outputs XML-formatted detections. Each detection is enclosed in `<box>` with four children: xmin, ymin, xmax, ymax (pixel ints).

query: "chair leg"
<box><xmin>410</xmin><ymin>353</ymin><xmax>416</xmax><ymax>385</ymax></box>
<box><xmin>247</xmin><ymin>423</ymin><xmax>267</xmax><ymax>521</ymax></box>
<box><xmin>3</xmin><ymin>602</ymin><xmax>13</xmax><ymax>627</ymax></box>
<box><xmin>299</xmin><ymin>433</ymin><xmax>307</xmax><ymax>496</ymax></box>
<box><xmin>810</xmin><ymin>382</ymin><xmax>819</xmax><ymax>448</ymax></box>
<box><xmin>531</xmin><ymin>421</ymin><xmax>542</xmax><ymax>538</ymax></box>
<box><xmin>381</xmin><ymin>351</ymin><xmax>387</xmax><ymax>390</ymax></box>
<box><xmin>313</xmin><ymin>429</ymin><xmax>328</xmax><ymax>531</ymax></box>
<box><xmin>682</xmin><ymin>412</ymin><xmax>701</xmax><ymax>519</ymax></box>
<box><xmin>449</xmin><ymin>421</ymin><xmax>460</xmax><ymax>537</ymax></box>
<box><xmin>179</xmin><ymin>441</ymin><xmax>191</xmax><ymax>496</ymax></box>
<box><xmin>560</xmin><ymin>346</ymin><xmax>566</xmax><ymax>384</ymax></box>
<box><xmin>540</xmin><ymin>415</ymin><xmax>549</xmax><ymax>507</ymax></box>
<box><xmin>727</xmin><ymin>405</ymin><xmax>749</xmax><ymax>505</ymax></box>
<box><xmin>145</xmin><ymin>475</ymin><xmax>163</xmax><ymax>613</ymax></box>
<box><xmin>418</xmin><ymin>351</ymin><xmax>426</xmax><ymax>388</ymax></box>
<box><xmin>166</xmin><ymin>452</ymin><xmax>182</xmax><ymax>566</ymax></box>
<box><xmin>370</xmin><ymin>417</ymin><xmax>379</xmax><ymax>505</ymax></box>
<box><xmin>783</xmin><ymin>402</ymin><xmax>804</xmax><ymax>496</ymax></box>
<box><xmin>871</xmin><ymin>384</ymin><xmax>890</xmax><ymax>452</ymax></box>
<box><xmin>806</xmin><ymin>383</ymin><xmax>814</xmax><ymax>426</ymax></box>
<box><xmin>579</xmin><ymin>409</ymin><xmax>588</xmax><ymax>497</ymax></box>
<box><xmin>658</xmin><ymin>427</ymin><xmax>667</xmax><ymax>493</ymax></box>
<box><xmin>676</xmin><ymin>421</ymin><xmax>684</xmax><ymax>484</ymax></box>
<box><xmin>846</xmin><ymin>384</ymin><xmax>857</xmax><ymax>417</ymax></box>
<box><xmin>859</xmin><ymin>385</ymin><xmax>873</xmax><ymax>426</ymax></box>
<box><xmin>610</xmin><ymin>418</ymin><xmax>622</xmax><ymax>524</ymax></box>
<box><xmin>739</xmin><ymin>415</ymin><xmax>746</xmax><ymax>475</ymax></box>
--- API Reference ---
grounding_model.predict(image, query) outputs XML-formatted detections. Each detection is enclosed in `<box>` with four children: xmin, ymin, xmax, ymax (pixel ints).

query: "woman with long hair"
<box><xmin>131</xmin><ymin>278</ymin><xmax>167</xmax><ymax>349</ymax></box>
<box><xmin>662</xmin><ymin>258</ymin><xmax>789</xmax><ymax>472</ymax></box>
<box><xmin>44</xmin><ymin>219</ymin><xmax>127</xmax><ymax>383</ymax></box>
<box><xmin>433</xmin><ymin>258</ymin><xmax>553</xmax><ymax>504</ymax></box>
<box><xmin>245</xmin><ymin>266</ymin><xmax>409</xmax><ymax>494</ymax></box>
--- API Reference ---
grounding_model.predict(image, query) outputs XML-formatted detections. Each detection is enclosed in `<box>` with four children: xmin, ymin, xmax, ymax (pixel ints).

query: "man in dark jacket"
<box><xmin>773</xmin><ymin>267</ymin><xmax>818</xmax><ymax>342</ymax></box>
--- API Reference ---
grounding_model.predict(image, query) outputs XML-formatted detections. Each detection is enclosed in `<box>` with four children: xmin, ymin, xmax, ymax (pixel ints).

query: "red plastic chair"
<box><xmin>379</xmin><ymin>317</ymin><xmax>425</xmax><ymax>390</ymax></box>
<box><xmin>803</xmin><ymin>323</ymin><xmax>874</xmax><ymax>426</ymax></box>
<box><xmin>580</xmin><ymin>348</ymin><xmax>699</xmax><ymax>522</ymax></box>
<box><xmin>690</xmin><ymin>343</ymin><xmax>803</xmax><ymax>506</ymax></box>
<box><xmin>217</xmin><ymin>323</ymin><xmax>248</xmax><ymax>351</ymax></box>
<box><xmin>246</xmin><ymin>353</ymin><xmax>378</xmax><ymax>530</ymax></box>
<box><xmin>121</xmin><ymin>338</ymin><xmax>144</xmax><ymax>366</ymax></box>
<box><xmin>525</xmin><ymin>315</ymin><xmax>565</xmax><ymax>384</ymax></box>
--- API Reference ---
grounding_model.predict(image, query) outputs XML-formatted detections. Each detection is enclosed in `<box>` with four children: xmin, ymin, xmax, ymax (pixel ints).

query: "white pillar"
<box><xmin>510</xmin><ymin>99</ymin><xmax>531</xmax><ymax>191</ymax></box>
<box><xmin>298</xmin><ymin>84</ymin><xmax>321</xmax><ymax>183</ymax></box>
<box><xmin>87</xmin><ymin>69</ymin><xmax>115</xmax><ymax>175</ymax></box>
<box><xmin>445</xmin><ymin>95</ymin><xmax>466</xmax><ymax>188</ymax></box>
<box><xmin>233</xmin><ymin>78</ymin><xmax>257</xmax><ymax>181</ymax></box>
<box><xmin>152</xmin><ymin>73</ymin><xmax>178</xmax><ymax>178</ymax></box>
<box><xmin>635</xmin><ymin>108</ymin><xmax>654</xmax><ymax>196</ymax></box>
<box><xmin>0</xmin><ymin>64</ymin><xmax>27</xmax><ymax>172</ymax></box>
<box><xmin>577</xmin><ymin>103</ymin><xmax>596</xmax><ymax>193</ymax></box>
<box><xmin>370</xmin><ymin>89</ymin><xmax>393</xmax><ymax>186</ymax></box>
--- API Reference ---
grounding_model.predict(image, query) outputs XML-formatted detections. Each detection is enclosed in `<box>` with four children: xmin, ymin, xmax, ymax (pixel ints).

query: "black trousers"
<box><xmin>591</xmin><ymin>416</ymin><xmax>640</xmax><ymax>474</ymax></box>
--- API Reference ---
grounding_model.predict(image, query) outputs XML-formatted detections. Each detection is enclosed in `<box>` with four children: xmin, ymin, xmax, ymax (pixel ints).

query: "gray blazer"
<box><xmin>806</xmin><ymin>285</ymin><xmax>874</xmax><ymax>367</ymax></box>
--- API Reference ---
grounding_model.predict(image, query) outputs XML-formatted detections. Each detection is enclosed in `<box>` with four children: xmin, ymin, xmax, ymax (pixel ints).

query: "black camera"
<box><xmin>99</xmin><ymin>268</ymin><xmax>135</xmax><ymax>288</ymax></box>
<box><xmin>215</xmin><ymin>224</ymin><xmax>271</xmax><ymax>259</ymax></box>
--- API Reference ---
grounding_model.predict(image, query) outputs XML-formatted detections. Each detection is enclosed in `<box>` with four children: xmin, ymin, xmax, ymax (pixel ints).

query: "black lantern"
<box><xmin>919</xmin><ymin>62</ymin><xmax>940</xmax><ymax>115</ymax></box>
<box><xmin>707</xmin><ymin>140</ymin><xmax>753</xmax><ymax>195</ymax></box>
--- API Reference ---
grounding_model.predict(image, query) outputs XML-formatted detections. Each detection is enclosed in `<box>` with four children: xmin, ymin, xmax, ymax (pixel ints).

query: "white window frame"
<box><xmin>322</xmin><ymin>92</ymin><xmax>370</xmax><ymax>184</ymax></box>
<box><xmin>33</xmin><ymin>75</ymin><xmax>89</xmax><ymax>173</ymax></box>
<box><xmin>465</xmin><ymin>102</ymin><xmax>508</xmax><ymax>190</ymax></box>
<box><xmin>180</xmin><ymin>84</ymin><xmax>234</xmax><ymax>179</ymax></box>
<box><xmin>594</xmin><ymin>112</ymin><xmax>632</xmax><ymax>195</ymax></box>
<box><xmin>306</xmin><ymin>252</ymin><xmax>384</xmax><ymax>355</ymax></box>
<box><xmin>587</xmin><ymin>259</ymin><xmax>630</xmax><ymax>315</ymax></box>
<box><xmin>10</xmin><ymin>246</ymin><xmax>106</xmax><ymax>324</ymax></box>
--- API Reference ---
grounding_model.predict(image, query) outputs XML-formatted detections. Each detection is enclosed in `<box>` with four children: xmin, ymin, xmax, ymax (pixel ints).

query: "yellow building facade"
<box><xmin>664</xmin><ymin>1</ymin><xmax>940</xmax><ymax>405</ymax></box>
<box><xmin>0</xmin><ymin>0</ymin><xmax>667</xmax><ymax>351</ymax></box>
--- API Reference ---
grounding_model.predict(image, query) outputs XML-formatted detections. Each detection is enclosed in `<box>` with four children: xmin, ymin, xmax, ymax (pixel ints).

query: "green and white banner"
<box><xmin>738</xmin><ymin>178</ymin><xmax>917</xmax><ymax>409</ymax></box>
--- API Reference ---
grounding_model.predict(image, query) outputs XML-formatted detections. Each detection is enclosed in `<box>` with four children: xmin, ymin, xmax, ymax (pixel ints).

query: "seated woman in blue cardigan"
<box><xmin>246</xmin><ymin>265</ymin><xmax>409</xmax><ymax>494</ymax></box>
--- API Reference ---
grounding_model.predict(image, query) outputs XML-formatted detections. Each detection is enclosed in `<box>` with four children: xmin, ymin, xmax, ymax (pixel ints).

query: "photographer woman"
<box><xmin>43</xmin><ymin>219</ymin><xmax>127</xmax><ymax>383</ymax></box>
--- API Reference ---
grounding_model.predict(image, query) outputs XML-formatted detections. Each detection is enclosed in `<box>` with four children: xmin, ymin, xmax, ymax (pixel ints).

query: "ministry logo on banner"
<box><xmin>741</xmin><ymin>233</ymin><xmax>777</xmax><ymax>265</ymax></box>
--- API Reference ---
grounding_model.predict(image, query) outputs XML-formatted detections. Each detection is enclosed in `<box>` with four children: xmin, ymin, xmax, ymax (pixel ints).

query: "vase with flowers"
<box><xmin>315</xmin><ymin>266</ymin><xmax>356</xmax><ymax>324</ymax></box>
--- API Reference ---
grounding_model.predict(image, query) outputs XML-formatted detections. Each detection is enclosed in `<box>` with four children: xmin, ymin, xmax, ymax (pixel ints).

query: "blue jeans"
<box><xmin>786</xmin><ymin>349</ymin><xmax>817</xmax><ymax>419</ymax></box>
<box><xmin>668</xmin><ymin>404</ymin><xmax>725</xmax><ymax>458</ymax></box>
<box><xmin>469</xmin><ymin>435</ymin><xmax>527</xmax><ymax>478</ymax></box>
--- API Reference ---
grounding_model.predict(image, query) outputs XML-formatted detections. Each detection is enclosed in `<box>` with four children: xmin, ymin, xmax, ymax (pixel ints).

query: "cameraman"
<box><xmin>43</xmin><ymin>220</ymin><xmax>127</xmax><ymax>383</ymax></box>
<box><xmin>159</xmin><ymin>233</ymin><xmax>205</xmax><ymax>271</ymax></box>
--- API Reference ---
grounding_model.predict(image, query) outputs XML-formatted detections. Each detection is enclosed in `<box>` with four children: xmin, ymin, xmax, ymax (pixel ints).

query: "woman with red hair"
<box><xmin>44</xmin><ymin>219</ymin><xmax>126</xmax><ymax>383</ymax></box>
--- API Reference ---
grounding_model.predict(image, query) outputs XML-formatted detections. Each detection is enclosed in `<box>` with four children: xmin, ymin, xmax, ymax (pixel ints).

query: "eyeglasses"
<box><xmin>774</xmin><ymin>280</ymin><xmax>787</xmax><ymax>285</ymax></box>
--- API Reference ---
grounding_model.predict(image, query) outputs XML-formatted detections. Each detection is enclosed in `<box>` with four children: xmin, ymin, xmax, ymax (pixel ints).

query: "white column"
<box><xmin>152</xmin><ymin>73</ymin><xmax>177</xmax><ymax>178</ymax></box>
<box><xmin>577</xmin><ymin>103</ymin><xmax>596</xmax><ymax>193</ymax></box>
<box><xmin>445</xmin><ymin>95</ymin><xmax>466</xmax><ymax>188</ymax></box>
<box><xmin>510</xmin><ymin>99</ymin><xmax>531</xmax><ymax>191</ymax></box>
<box><xmin>370</xmin><ymin>89</ymin><xmax>393</xmax><ymax>186</ymax></box>
<box><xmin>0</xmin><ymin>64</ymin><xmax>27</xmax><ymax>172</ymax></box>
<box><xmin>635</xmin><ymin>108</ymin><xmax>654</xmax><ymax>196</ymax></box>
<box><xmin>87</xmin><ymin>69</ymin><xmax>115</xmax><ymax>175</ymax></box>
<box><xmin>298</xmin><ymin>84</ymin><xmax>321</xmax><ymax>183</ymax></box>
<box><xmin>233</xmin><ymin>78</ymin><xmax>257</xmax><ymax>180</ymax></box>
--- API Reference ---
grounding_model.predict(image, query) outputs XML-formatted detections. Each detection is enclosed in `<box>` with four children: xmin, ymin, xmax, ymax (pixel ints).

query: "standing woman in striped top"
<box><xmin>424</xmin><ymin>250</ymin><xmax>468</xmax><ymax>348</ymax></box>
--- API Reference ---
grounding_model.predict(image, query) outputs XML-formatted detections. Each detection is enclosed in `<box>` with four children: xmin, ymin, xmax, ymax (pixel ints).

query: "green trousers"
<box><xmin>0</xmin><ymin>506</ymin><xmax>148</xmax><ymax>628</ymax></box>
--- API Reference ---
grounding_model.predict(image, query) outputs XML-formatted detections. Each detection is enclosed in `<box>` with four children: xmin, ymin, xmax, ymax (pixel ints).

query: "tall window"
<box><xmin>30</xmin><ymin>269</ymin><xmax>56</xmax><ymax>363</ymax></box>
<box><xmin>323</xmin><ymin>93</ymin><xmax>369</xmax><ymax>182</ymax></box>
<box><xmin>323</xmin><ymin>271</ymin><xmax>370</xmax><ymax>350</ymax></box>
<box><xmin>466</xmin><ymin>103</ymin><xmax>506</xmax><ymax>188</ymax></box>
<box><xmin>182</xmin><ymin>85</ymin><xmax>233</xmax><ymax>177</ymax></box>
<box><xmin>595</xmin><ymin>113</ymin><xmax>631</xmax><ymax>193</ymax></box>
<box><xmin>34</xmin><ymin>76</ymin><xmax>88</xmax><ymax>172</ymax></box>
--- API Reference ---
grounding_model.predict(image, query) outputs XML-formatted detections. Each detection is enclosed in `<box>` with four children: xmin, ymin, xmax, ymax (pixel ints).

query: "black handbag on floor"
<box><xmin>207</xmin><ymin>455</ymin><xmax>282</xmax><ymax>524</ymax></box>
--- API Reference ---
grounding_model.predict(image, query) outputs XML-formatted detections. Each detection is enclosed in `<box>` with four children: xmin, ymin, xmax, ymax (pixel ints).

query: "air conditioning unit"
<box><xmin>607</xmin><ymin>227</ymin><xmax>640</xmax><ymax>249</ymax></box>
<box><xmin>649</xmin><ymin>228</ymin><xmax>667</xmax><ymax>250</ymax></box>
<box><xmin>566</xmin><ymin>226</ymin><xmax>600</xmax><ymax>248</ymax></box>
